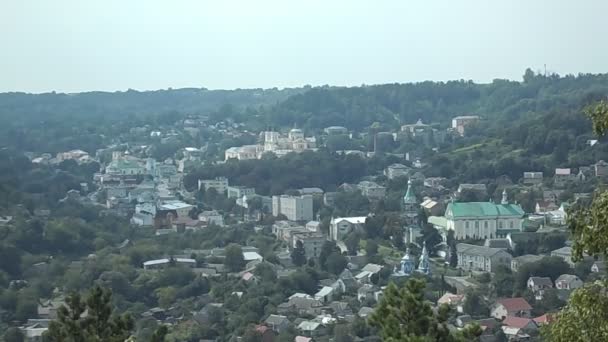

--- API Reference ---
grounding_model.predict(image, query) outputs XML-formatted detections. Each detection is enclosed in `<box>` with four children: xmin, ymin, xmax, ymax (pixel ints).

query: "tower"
<box><xmin>397</xmin><ymin>247</ymin><xmax>415</xmax><ymax>276</ymax></box>
<box><xmin>501</xmin><ymin>188</ymin><xmax>508</xmax><ymax>205</ymax></box>
<box><xmin>417</xmin><ymin>241</ymin><xmax>430</xmax><ymax>275</ymax></box>
<box><xmin>402</xmin><ymin>179</ymin><xmax>419</xmax><ymax>225</ymax></box>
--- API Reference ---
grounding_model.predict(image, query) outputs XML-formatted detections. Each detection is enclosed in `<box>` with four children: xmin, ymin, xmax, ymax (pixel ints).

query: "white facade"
<box><xmin>329</xmin><ymin>217</ymin><xmax>367</xmax><ymax>241</ymax></box>
<box><xmin>198</xmin><ymin>177</ymin><xmax>229</xmax><ymax>193</ymax></box>
<box><xmin>272</xmin><ymin>194</ymin><xmax>314</xmax><ymax>221</ymax></box>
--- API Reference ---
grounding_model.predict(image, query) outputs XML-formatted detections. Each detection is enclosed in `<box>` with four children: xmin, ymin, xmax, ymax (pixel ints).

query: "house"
<box><xmin>437</xmin><ymin>292</ymin><xmax>465</xmax><ymax>312</ymax></box>
<box><xmin>594</xmin><ymin>160</ymin><xmax>608</xmax><ymax>177</ymax></box>
<box><xmin>227</xmin><ymin>186</ymin><xmax>255</xmax><ymax>199</ymax></box>
<box><xmin>355</xmin><ymin>264</ymin><xmax>384</xmax><ymax>283</ymax></box>
<box><xmin>277</xmin><ymin>296</ymin><xmax>323</xmax><ymax>316</ymax></box>
<box><xmin>357</xmin><ymin>284</ymin><xmax>378</xmax><ymax>302</ymax></box>
<box><xmin>264</xmin><ymin>314</ymin><xmax>290</xmax><ymax>333</ymax></box>
<box><xmin>451</xmin><ymin>115</ymin><xmax>480</xmax><ymax>136</ymax></box>
<box><xmin>358</xmin><ymin>306</ymin><xmax>374</xmax><ymax>318</ymax></box>
<box><xmin>535</xmin><ymin>200</ymin><xmax>559</xmax><ymax>214</ymax></box>
<box><xmin>357</xmin><ymin>181</ymin><xmax>386</xmax><ymax>200</ymax></box>
<box><xmin>523</xmin><ymin>172</ymin><xmax>543</xmax><ymax>185</ymax></box>
<box><xmin>445</xmin><ymin>192</ymin><xmax>525</xmax><ymax>240</ymax></box>
<box><xmin>272</xmin><ymin>194</ymin><xmax>314</xmax><ymax>221</ymax></box>
<box><xmin>323</xmin><ymin>192</ymin><xmax>337</xmax><ymax>207</ymax></box>
<box><xmin>554</xmin><ymin>168</ymin><xmax>575</xmax><ymax>187</ymax></box>
<box><xmin>491</xmin><ymin>298</ymin><xmax>532</xmax><ymax>319</ymax></box>
<box><xmin>511</xmin><ymin>254</ymin><xmax>544</xmax><ymax>272</ymax></box>
<box><xmin>551</xmin><ymin>246</ymin><xmax>575</xmax><ymax>266</ymax></box>
<box><xmin>543</xmin><ymin>190</ymin><xmax>564</xmax><ymax>203</ymax></box>
<box><xmin>314</xmin><ymin>286</ymin><xmax>334</xmax><ymax>304</ymax></box>
<box><xmin>591</xmin><ymin>260</ymin><xmax>606</xmax><ymax>273</ymax></box>
<box><xmin>295</xmin><ymin>336</ymin><xmax>313</xmax><ymax>342</ymax></box>
<box><xmin>142</xmin><ymin>258</ymin><xmax>196</xmax><ymax>270</ymax></box>
<box><xmin>456</xmin><ymin>243</ymin><xmax>512</xmax><ymax>273</ymax></box>
<box><xmin>198</xmin><ymin>177</ymin><xmax>229</xmax><ymax>193</ymax></box>
<box><xmin>292</xmin><ymin>232</ymin><xmax>326</xmax><ymax>258</ymax></box>
<box><xmin>421</xmin><ymin>198</ymin><xmax>444</xmax><ymax>216</ymax></box>
<box><xmin>501</xmin><ymin>316</ymin><xmax>538</xmax><ymax>339</ymax></box>
<box><xmin>37</xmin><ymin>299</ymin><xmax>66</xmax><ymax>319</ymax></box>
<box><xmin>384</xmin><ymin>163</ymin><xmax>411</xmax><ymax>180</ymax></box>
<box><xmin>527</xmin><ymin>277</ymin><xmax>553</xmax><ymax>300</ymax></box>
<box><xmin>20</xmin><ymin>319</ymin><xmax>51</xmax><ymax>342</ymax></box>
<box><xmin>158</xmin><ymin>201</ymin><xmax>194</xmax><ymax>219</ymax></box>
<box><xmin>328</xmin><ymin>301</ymin><xmax>354</xmax><ymax>320</ymax></box>
<box><xmin>254</xmin><ymin>325</ymin><xmax>275</xmax><ymax>342</ymax></box>
<box><xmin>533</xmin><ymin>313</ymin><xmax>555</xmax><ymax>326</ymax></box>
<box><xmin>329</xmin><ymin>216</ymin><xmax>367</xmax><ymax>241</ymax></box>
<box><xmin>555</xmin><ymin>274</ymin><xmax>583</xmax><ymax>290</ymax></box>
<box><xmin>198</xmin><ymin>210</ymin><xmax>224</xmax><ymax>226</ymax></box>
<box><xmin>297</xmin><ymin>321</ymin><xmax>325</xmax><ymax>337</ymax></box>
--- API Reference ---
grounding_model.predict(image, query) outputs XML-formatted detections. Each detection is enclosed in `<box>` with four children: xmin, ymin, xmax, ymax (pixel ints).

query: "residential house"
<box><xmin>551</xmin><ymin>246</ymin><xmax>575</xmax><ymax>266</ymax></box>
<box><xmin>314</xmin><ymin>286</ymin><xmax>335</xmax><ymax>304</ymax></box>
<box><xmin>445</xmin><ymin>192</ymin><xmax>525</xmax><ymax>240</ymax></box>
<box><xmin>264</xmin><ymin>314</ymin><xmax>290</xmax><ymax>334</ymax></box>
<box><xmin>523</xmin><ymin>172</ymin><xmax>543</xmax><ymax>185</ymax></box>
<box><xmin>591</xmin><ymin>260</ymin><xmax>606</xmax><ymax>273</ymax></box>
<box><xmin>437</xmin><ymin>292</ymin><xmax>465</xmax><ymax>312</ymax></box>
<box><xmin>456</xmin><ymin>244</ymin><xmax>512</xmax><ymax>272</ymax></box>
<box><xmin>594</xmin><ymin>160</ymin><xmax>608</xmax><ymax>177</ymax></box>
<box><xmin>554</xmin><ymin>168</ymin><xmax>575</xmax><ymax>187</ymax></box>
<box><xmin>158</xmin><ymin>201</ymin><xmax>194</xmax><ymax>219</ymax></box>
<box><xmin>254</xmin><ymin>325</ymin><xmax>275</xmax><ymax>342</ymax></box>
<box><xmin>20</xmin><ymin>319</ymin><xmax>51</xmax><ymax>342</ymax></box>
<box><xmin>355</xmin><ymin>264</ymin><xmax>384</xmax><ymax>284</ymax></box>
<box><xmin>295</xmin><ymin>336</ymin><xmax>313</xmax><ymax>342</ymax></box>
<box><xmin>511</xmin><ymin>254</ymin><xmax>543</xmax><ymax>272</ymax></box>
<box><xmin>527</xmin><ymin>277</ymin><xmax>553</xmax><ymax>300</ymax></box>
<box><xmin>501</xmin><ymin>316</ymin><xmax>538</xmax><ymax>340</ymax></box>
<box><xmin>297</xmin><ymin>321</ymin><xmax>325</xmax><ymax>337</ymax></box>
<box><xmin>555</xmin><ymin>274</ymin><xmax>583</xmax><ymax>290</ymax></box>
<box><xmin>535</xmin><ymin>200</ymin><xmax>559</xmax><ymax>214</ymax></box>
<box><xmin>491</xmin><ymin>298</ymin><xmax>532</xmax><ymax>319</ymax></box>
<box><xmin>277</xmin><ymin>296</ymin><xmax>323</xmax><ymax>316</ymax></box>
<box><xmin>451</xmin><ymin>115</ymin><xmax>480</xmax><ymax>136</ymax></box>
<box><xmin>328</xmin><ymin>301</ymin><xmax>354</xmax><ymax>321</ymax></box>
<box><xmin>384</xmin><ymin>163</ymin><xmax>411</xmax><ymax>180</ymax></box>
<box><xmin>198</xmin><ymin>210</ymin><xmax>224</xmax><ymax>226</ymax></box>
<box><xmin>224</xmin><ymin>145</ymin><xmax>261</xmax><ymax>160</ymax></box>
<box><xmin>329</xmin><ymin>216</ymin><xmax>367</xmax><ymax>241</ymax></box>
<box><xmin>421</xmin><ymin>198</ymin><xmax>444</xmax><ymax>216</ymax></box>
<box><xmin>358</xmin><ymin>307</ymin><xmax>374</xmax><ymax>319</ymax></box>
<box><xmin>357</xmin><ymin>284</ymin><xmax>378</xmax><ymax>302</ymax></box>
<box><xmin>533</xmin><ymin>313</ymin><xmax>555</xmax><ymax>326</ymax></box>
<box><xmin>357</xmin><ymin>181</ymin><xmax>386</xmax><ymax>200</ymax></box>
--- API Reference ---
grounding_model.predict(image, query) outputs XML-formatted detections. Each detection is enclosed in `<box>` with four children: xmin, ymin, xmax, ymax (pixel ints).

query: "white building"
<box><xmin>444</xmin><ymin>190</ymin><xmax>525</xmax><ymax>240</ymax></box>
<box><xmin>227</xmin><ymin>186</ymin><xmax>256</xmax><ymax>199</ymax></box>
<box><xmin>199</xmin><ymin>210</ymin><xmax>224</xmax><ymax>226</ymax></box>
<box><xmin>451</xmin><ymin>115</ymin><xmax>480</xmax><ymax>136</ymax></box>
<box><xmin>330</xmin><ymin>217</ymin><xmax>367</xmax><ymax>241</ymax></box>
<box><xmin>159</xmin><ymin>201</ymin><xmax>194</xmax><ymax>218</ymax></box>
<box><xmin>198</xmin><ymin>177</ymin><xmax>229</xmax><ymax>194</ymax></box>
<box><xmin>292</xmin><ymin>232</ymin><xmax>327</xmax><ymax>258</ymax></box>
<box><xmin>225</xmin><ymin>145</ymin><xmax>261</xmax><ymax>161</ymax></box>
<box><xmin>384</xmin><ymin>164</ymin><xmax>411</xmax><ymax>180</ymax></box>
<box><xmin>272</xmin><ymin>194</ymin><xmax>314</xmax><ymax>221</ymax></box>
<box><xmin>357</xmin><ymin>181</ymin><xmax>386</xmax><ymax>200</ymax></box>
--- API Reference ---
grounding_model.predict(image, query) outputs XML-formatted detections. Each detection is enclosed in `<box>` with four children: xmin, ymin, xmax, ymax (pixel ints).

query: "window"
<box><xmin>465</xmin><ymin>221</ymin><xmax>470</xmax><ymax>229</ymax></box>
<box><xmin>510</xmin><ymin>221</ymin><xmax>514</xmax><ymax>229</ymax></box>
<box><xmin>484</xmin><ymin>221</ymin><xmax>488</xmax><ymax>228</ymax></box>
<box><xmin>498</xmin><ymin>221</ymin><xmax>503</xmax><ymax>229</ymax></box>
<box><xmin>475</xmin><ymin>221</ymin><xmax>479</xmax><ymax>228</ymax></box>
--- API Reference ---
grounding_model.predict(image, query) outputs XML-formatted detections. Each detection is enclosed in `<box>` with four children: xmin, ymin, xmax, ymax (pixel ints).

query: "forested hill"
<box><xmin>258</xmin><ymin>71</ymin><xmax>608</xmax><ymax>131</ymax></box>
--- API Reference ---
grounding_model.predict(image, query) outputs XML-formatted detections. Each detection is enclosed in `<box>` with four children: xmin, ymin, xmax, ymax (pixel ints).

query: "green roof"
<box><xmin>446</xmin><ymin>202</ymin><xmax>524</xmax><ymax>218</ymax></box>
<box><xmin>403</xmin><ymin>182</ymin><xmax>417</xmax><ymax>204</ymax></box>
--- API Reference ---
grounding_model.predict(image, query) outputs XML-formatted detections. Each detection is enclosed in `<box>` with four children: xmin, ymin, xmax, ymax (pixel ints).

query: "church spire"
<box><xmin>403</xmin><ymin>179</ymin><xmax>416</xmax><ymax>204</ymax></box>
<box><xmin>501</xmin><ymin>188</ymin><xmax>508</xmax><ymax>205</ymax></box>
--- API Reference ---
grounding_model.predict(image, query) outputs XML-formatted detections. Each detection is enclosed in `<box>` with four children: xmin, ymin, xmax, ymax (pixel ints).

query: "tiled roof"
<box><xmin>503</xmin><ymin>316</ymin><xmax>534</xmax><ymax>329</ymax></box>
<box><xmin>496</xmin><ymin>298</ymin><xmax>532</xmax><ymax>312</ymax></box>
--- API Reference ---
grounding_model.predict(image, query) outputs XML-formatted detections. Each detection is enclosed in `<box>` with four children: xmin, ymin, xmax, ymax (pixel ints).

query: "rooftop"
<box><xmin>495</xmin><ymin>297</ymin><xmax>532</xmax><ymax>312</ymax></box>
<box><xmin>446</xmin><ymin>202</ymin><xmax>525</xmax><ymax>218</ymax></box>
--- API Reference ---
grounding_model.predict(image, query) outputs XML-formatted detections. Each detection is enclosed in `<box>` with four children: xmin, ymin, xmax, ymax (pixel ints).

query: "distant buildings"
<box><xmin>594</xmin><ymin>160</ymin><xmax>608</xmax><ymax>177</ymax></box>
<box><xmin>523</xmin><ymin>172</ymin><xmax>543</xmax><ymax>185</ymax></box>
<box><xmin>224</xmin><ymin>145</ymin><xmax>261</xmax><ymax>160</ymax></box>
<box><xmin>456</xmin><ymin>243</ymin><xmax>512</xmax><ymax>272</ymax></box>
<box><xmin>329</xmin><ymin>217</ymin><xmax>367</xmax><ymax>241</ymax></box>
<box><xmin>357</xmin><ymin>181</ymin><xmax>386</xmax><ymax>200</ymax></box>
<box><xmin>227</xmin><ymin>186</ymin><xmax>255</xmax><ymax>199</ymax></box>
<box><xmin>554</xmin><ymin>168</ymin><xmax>575</xmax><ymax>187</ymax></box>
<box><xmin>272</xmin><ymin>194</ymin><xmax>314</xmax><ymax>221</ymax></box>
<box><xmin>451</xmin><ymin>115</ymin><xmax>480</xmax><ymax>136</ymax></box>
<box><xmin>323</xmin><ymin>126</ymin><xmax>348</xmax><ymax>135</ymax></box>
<box><xmin>225</xmin><ymin>129</ymin><xmax>317</xmax><ymax>160</ymax></box>
<box><xmin>384</xmin><ymin>163</ymin><xmax>411</xmax><ymax>180</ymax></box>
<box><xmin>198</xmin><ymin>177</ymin><xmax>229</xmax><ymax>193</ymax></box>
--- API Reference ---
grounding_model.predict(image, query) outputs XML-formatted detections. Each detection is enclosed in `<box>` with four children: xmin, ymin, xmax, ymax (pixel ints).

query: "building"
<box><xmin>511</xmin><ymin>254</ymin><xmax>543</xmax><ymax>272</ymax></box>
<box><xmin>444</xmin><ymin>190</ymin><xmax>525</xmax><ymax>239</ymax></box>
<box><xmin>527</xmin><ymin>277</ymin><xmax>553</xmax><ymax>300</ymax></box>
<box><xmin>292</xmin><ymin>232</ymin><xmax>326</xmax><ymax>258</ymax></box>
<box><xmin>551</xmin><ymin>246</ymin><xmax>575</xmax><ymax>266</ymax></box>
<box><xmin>591</xmin><ymin>260</ymin><xmax>606</xmax><ymax>273</ymax></box>
<box><xmin>491</xmin><ymin>298</ymin><xmax>532</xmax><ymax>319</ymax></box>
<box><xmin>227</xmin><ymin>186</ymin><xmax>256</xmax><ymax>199</ymax></box>
<box><xmin>402</xmin><ymin>179</ymin><xmax>419</xmax><ymax>225</ymax></box>
<box><xmin>451</xmin><ymin>115</ymin><xmax>480</xmax><ymax>136</ymax></box>
<box><xmin>501</xmin><ymin>316</ymin><xmax>538</xmax><ymax>340</ymax></box>
<box><xmin>456</xmin><ymin>243</ymin><xmax>512</xmax><ymax>273</ymax></box>
<box><xmin>554</xmin><ymin>168</ymin><xmax>575</xmax><ymax>187</ymax></box>
<box><xmin>523</xmin><ymin>172</ymin><xmax>543</xmax><ymax>185</ymax></box>
<box><xmin>384</xmin><ymin>163</ymin><xmax>411</xmax><ymax>180</ymax></box>
<box><xmin>324</xmin><ymin>126</ymin><xmax>348</xmax><ymax>135</ymax></box>
<box><xmin>456</xmin><ymin>184</ymin><xmax>487</xmax><ymax>199</ymax></box>
<box><xmin>272</xmin><ymin>194</ymin><xmax>313</xmax><ymax>221</ymax></box>
<box><xmin>225</xmin><ymin>145</ymin><xmax>261</xmax><ymax>160</ymax></box>
<box><xmin>105</xmin><ymin>158</ymin><xmax>146</xmax><ymax>176</ymax></box>
<box><xmin>357</xmin><ymin>181</ymin><xmax>386</xmax><ymax>200</ymax></box>
<box><xmin>198</xmin><ymin>177</ymin><xmax>229</xmax><ymax>193</ymax></box>
<box><xmin>198</xmin><ymin>210</ymin><xmax>224</xmax><ymax>226</ymax></box>
<box><xmin>329</xmin><ymin>217</ymin><xmax>367</xmax><ymax>241</ymax></box>
<box><xmin>158</xmin><ymin>201</ymin><xmax>194</xmax><ymax>219</ymax></box>
<box><xmin>264</xmin><ymin>314</ymin><xmax>290</xmax><ymax>334</ymax></box>
<box><xmin>595</xmin><ymin>160</ymin><xmax>608</xmax><ymax>177</ymax></box>
<box><xmin>555</xmin><ymin>274</ymin><xmax>583</xmax><ymax>290</ymax></box>
<box><xmin>420</xmin><ymin>198</ymin><xmax>443</xmax><ymax>216</ymax></box>
<box><xmin>143</xmin><ymin>258</ymin><xmax>196</xmax><ymax>270</ymax></box>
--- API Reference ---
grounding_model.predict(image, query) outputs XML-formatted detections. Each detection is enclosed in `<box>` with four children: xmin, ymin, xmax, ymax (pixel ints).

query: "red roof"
<box><xmin>533</xmin><ymin>313</ymin><xmax>555</xmax><ymax>325</ymax></box>
<box><xmin>503</xmin><ymin>316</ymin><xmax>535</xmax><ymax>329</ymax></box>
<box><xmin>496</xmin><ymin>298</ymin><xmax>532</xmax><ymax>312</ymax></box>
<box><xmin>255</xmin><ymin>325</ymin><xmax>269</xmax><ymax>333</ymax></box>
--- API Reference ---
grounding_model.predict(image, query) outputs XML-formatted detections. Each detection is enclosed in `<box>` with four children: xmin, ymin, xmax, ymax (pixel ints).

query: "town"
<box><xmin>3</xmin><ymin>74</ymin><xmax>608</xmax><ymax>342</ymax></box>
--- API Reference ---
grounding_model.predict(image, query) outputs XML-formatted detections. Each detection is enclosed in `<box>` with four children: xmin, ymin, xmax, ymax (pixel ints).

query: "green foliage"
<box><xmin>492</xmin><ymin>265</ymin><xmax>515</xmax><ymax>297</ymax></box>
<box><xmin>370</xmin><ymin>279</ymin><xmax>481</xmax><ymax>342</ymax></box>
<box><xmin>3</xmin><ymin>327</ymin><xmax>25</xmax><ymax>342</ymax></box>
<box><xmin>542</xmin><ymin>280</ymin><xmax>608</xmax><ymax>342</ymax></box>
<box><xmin>290</xmin><ymin>240</ymin><xmax>307</xmax><ymax>267</ymax></box>
<box><xmin>568</xmin><ymin>191</ymin><xmax>608</xmax><ymax>262</ymax></box>
<box><xmin>45</xmin><ymin>286</ymin><xmax>134</xmax><ymax>342</ymax></box>
<box><xmin>325</xmin><ymin>252</ymin><xmax>348</xmax><ymax>275</ymax></box>
<box><xmin>514</xmin><ymin>257</ymin><xmax>571</xmax><ymax>292</ymax></box>
<box><xmin>224</xmin><ymin>244</ymin><xmax>245</xmax><ymax>272</ymax></box>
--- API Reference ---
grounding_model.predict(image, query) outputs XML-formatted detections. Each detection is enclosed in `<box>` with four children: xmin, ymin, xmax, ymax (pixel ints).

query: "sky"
<box><xmin>1</xmin><ymin>0</ymin><xmax>607</xmax><ymax>93</ymax></box>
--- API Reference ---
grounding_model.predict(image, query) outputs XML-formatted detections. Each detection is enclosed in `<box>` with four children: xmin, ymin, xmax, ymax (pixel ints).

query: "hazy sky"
<box><xmin>1</xmin><ymin>1</ymin><xmax>607</xmax><ymax>93</ymax></box>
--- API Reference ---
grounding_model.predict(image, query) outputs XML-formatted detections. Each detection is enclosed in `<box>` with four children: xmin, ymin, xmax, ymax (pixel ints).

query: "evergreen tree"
<box><xmin>224</xmin><ymin>244</ymin><xmax>245</xmax><ymax>272</ymax></box>
<box><xmin>290</xmin><ymin>240</ymin><xmax>307</xmax><ymax>266</ymax></box>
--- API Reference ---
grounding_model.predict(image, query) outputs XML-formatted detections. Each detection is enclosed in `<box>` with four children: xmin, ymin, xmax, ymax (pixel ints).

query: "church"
<box><xmin>444</xmin><ymin>190</ymin><xmax>525</xmax><ymax>240</ymax></box>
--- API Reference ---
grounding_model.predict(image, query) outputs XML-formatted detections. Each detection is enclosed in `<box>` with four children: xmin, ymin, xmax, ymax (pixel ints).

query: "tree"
<box><xmin>344</xmin><ymin>232</ymin><xmax>361</xmax><ymax>256</ymax></box>
<box><xmin>542</xmin><ymin>281</ymin><xmax>608</xmax><ymax>341</ymax></box>
<box><xmin>291</xmin><ymin>240</ymin><xmax>307</xmax><ymax>267</ymax></box>
<box><xmin>325</xmin><ymin>252</ymin><xmax>348</xmax><ymax>275</ymax></box>
<box><xmin>492</xmin><ymin>265</ymin><xmax>515</xmax><ymax>297</ymax></box>
<box><xmin>462</xmin><ymin>290</ymin><xmax>489</xmax><ymax>317</ymax></box>
<box><xmin>224</xmin><ymin>244</ymin><xmax>245</xmax><ymax>272</ymax></box>
<box><xmin>3</xmin><ymin>327</ymin><xmax>25</xmax><ymax>342</ymax></box>
<box><xmin>45</xmin><ymin>286</ymin><xmax>134</xmax><ymax>342</ymax></box>
<box><xmin>370</xmin><ymin>279</ymin><xmax>481</xmax><ymax>342</ymax></box>
<box><xmin>365</xmin><ymin>240</ymin><xmax>379</xmax><ymax>256</ymax></box>
<box><xmin>449</xmin><ymin>247</ymin><xmax>458</xmax><ymax>268</ymax></box>
<box><xmin>319</xmin><ymin>241</ymin><xmax>338</xmax><ymax>270</ymax></box>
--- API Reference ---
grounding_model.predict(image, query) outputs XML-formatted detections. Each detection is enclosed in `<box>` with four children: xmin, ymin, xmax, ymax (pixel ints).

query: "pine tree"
<box><xmin>291</xmin><ymin>240</ymin><xmax>307</xmax><ymax>266</ymax></box>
